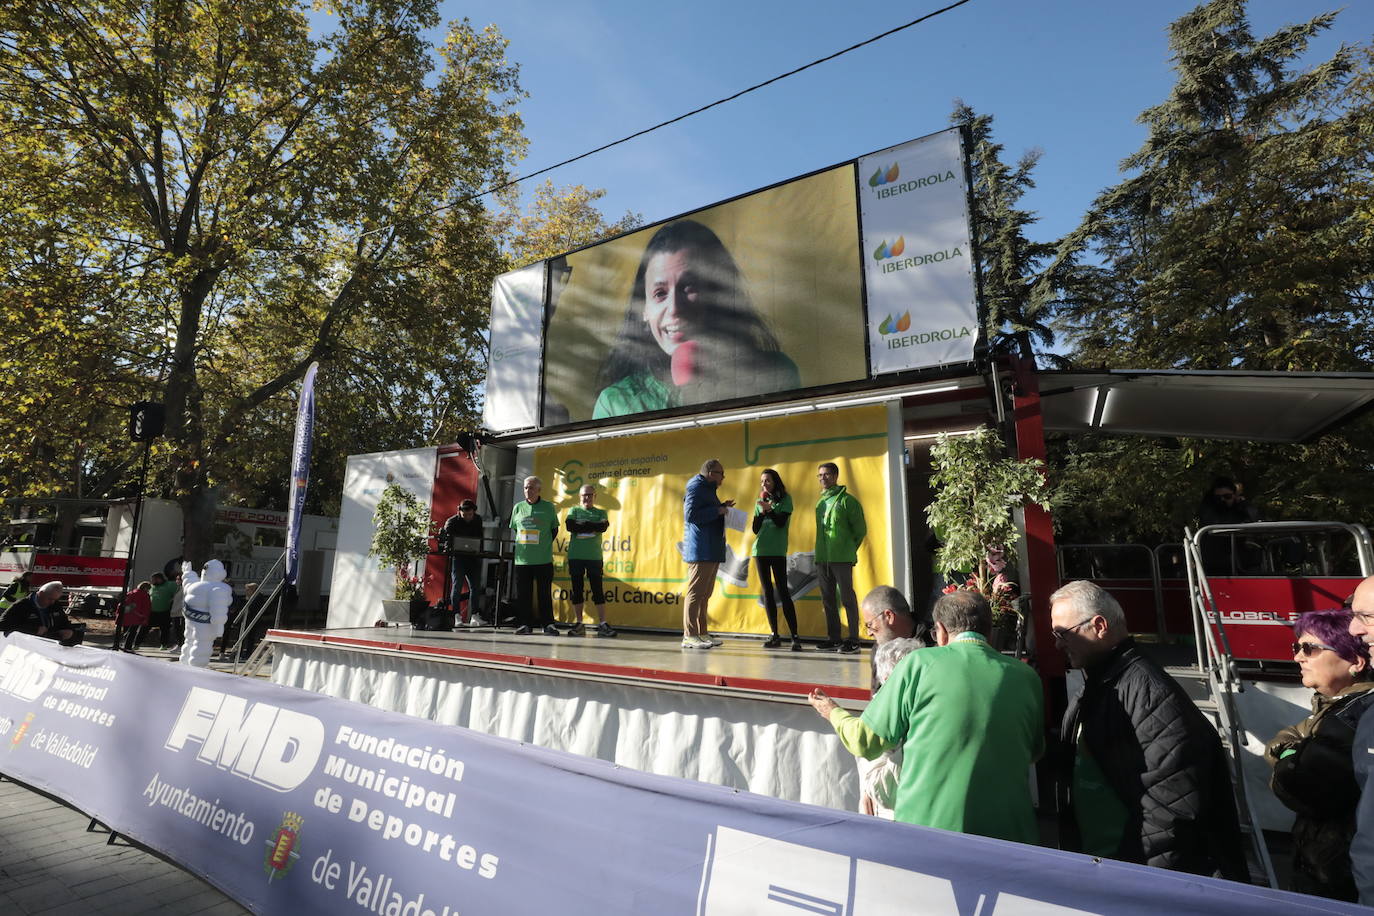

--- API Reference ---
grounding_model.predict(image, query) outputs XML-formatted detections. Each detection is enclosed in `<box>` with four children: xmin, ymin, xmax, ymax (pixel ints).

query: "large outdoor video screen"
<box><xmin>482</xmin><ymin>127</ymin><xmax>978</xmax><ymax>433</ymax></box>
<box><xmin>541</xmin><ymin>165</ymin><xmax>866</xmax><ymax>425</ymax></box>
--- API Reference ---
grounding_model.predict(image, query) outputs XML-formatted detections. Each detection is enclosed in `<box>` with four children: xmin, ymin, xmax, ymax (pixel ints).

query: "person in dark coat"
<box><xmin>439</xmin><ymin>499</ymin><xmax>486</xmax><ymax>626</ymax></box>
<box><xmin>0</xmin><ymin>581</ymin><xmax>74</xmax><ymax>644</ymax></box>
<box><xmin>1265</xmin><ymin>608</ymin><xmax>1373</xmax><ymax>901</ymax></box>
<box><xmin>1051</xmin><ymin>580</ymin><xmax>1248</xmax><ymax>880</ymax></box>
<box><xmin>1196</xmin><ymin>476</ymin><xmax>1261</xmax><ymax>574</ymax></box>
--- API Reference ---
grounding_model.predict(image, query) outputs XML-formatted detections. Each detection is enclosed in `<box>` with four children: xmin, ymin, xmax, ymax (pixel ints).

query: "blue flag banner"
<box><xmin>0</xmin><ymin>634</ymin><xmax>1353</xmax><ymax>915</ymax></box>
<box><xmin>284</xmin><ymin>362</ymin><xmax>318</xmax><ymax>586</ymax></box>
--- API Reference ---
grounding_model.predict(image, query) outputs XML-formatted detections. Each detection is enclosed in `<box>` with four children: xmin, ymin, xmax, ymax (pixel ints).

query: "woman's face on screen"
<box><xmin>642</xmin><ymin>248</ymin><xmax>701</xmax><ymax>356</ymax></box>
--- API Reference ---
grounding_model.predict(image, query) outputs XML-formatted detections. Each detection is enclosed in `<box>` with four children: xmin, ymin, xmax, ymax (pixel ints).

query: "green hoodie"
<box><xmin>815</xmin><ymin>485</ymin><xmax>866</xmax><ymax>564</ymax></box>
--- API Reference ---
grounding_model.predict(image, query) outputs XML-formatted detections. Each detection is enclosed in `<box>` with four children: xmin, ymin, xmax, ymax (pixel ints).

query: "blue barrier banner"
<box><xmin>284</xmin><ymin>361</ymin><xmax>318</xmax><ymax>586</ymax></box>
<box><xmin>0</xmin><ymin>634</ymin><xmax>1355</xmax><ymax>915</ymax></box>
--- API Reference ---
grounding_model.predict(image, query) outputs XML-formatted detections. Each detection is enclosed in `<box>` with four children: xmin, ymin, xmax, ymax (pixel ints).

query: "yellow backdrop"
<box><xmin>532</xmin><ymin>405</ymin><xmax>892</xmax><ymax>635</ymax></box>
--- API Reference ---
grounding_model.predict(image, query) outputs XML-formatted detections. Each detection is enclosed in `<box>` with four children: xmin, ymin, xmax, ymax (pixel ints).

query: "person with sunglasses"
<box><xmin>1265</xmin><ymin>608</ymin><xmax>1373</xmax><ymax>901</ymax></box>
<box><xmin>1050</xmin><ymin>580</ymin><xmax>1247</xmax><ymax>880</ymax></box>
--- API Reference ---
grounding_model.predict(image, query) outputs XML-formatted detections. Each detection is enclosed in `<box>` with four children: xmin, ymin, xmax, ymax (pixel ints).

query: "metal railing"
<box><xmin>1055</xmin><ymin>542</ymin><xmax>1166</xmax><ymax>638</ymax></box>
<box><xmin>225</xmin><ymin>550</ymin><xmax>287</xmax><ymax>672</ymax></box>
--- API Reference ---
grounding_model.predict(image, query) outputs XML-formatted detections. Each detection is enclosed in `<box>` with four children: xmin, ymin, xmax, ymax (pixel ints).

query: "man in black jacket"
<box><xmin>438</xmin><ymin>499</ymin><xmax>487</xmax><ymax>626</ymax></box>
<box><xmin>0</xmin><ymin>581</ymin><xmax>75</xmax><ymax>644</ymax></box>
<box><xmin>1052</xmin><ymin>580</ymin><xmax>1247</xmax><ymax>880</ymax></box>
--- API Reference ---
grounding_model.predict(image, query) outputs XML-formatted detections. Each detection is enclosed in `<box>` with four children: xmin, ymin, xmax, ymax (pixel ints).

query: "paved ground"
<box><xmin>0</xmin><ymin>777</ymin><xmax>249</xmax><ymax>915</ymax></box>
<box><xmin>0</xmin><ymin>623</ymin><xmax>268</xmax><ymax>914</ymax></box>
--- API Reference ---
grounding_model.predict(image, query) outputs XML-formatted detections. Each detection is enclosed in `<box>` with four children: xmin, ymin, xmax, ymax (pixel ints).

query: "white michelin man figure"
<box><xmin>180</xmin><ymin>559</ymin><xmax>233</xmax><ymax>667</ymax></box>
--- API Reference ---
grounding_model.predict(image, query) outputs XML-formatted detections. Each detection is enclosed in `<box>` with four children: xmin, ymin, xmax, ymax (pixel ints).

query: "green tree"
<box><xmin>502</xmin><ymin>180</ymin><xmax>641</xmax><ymax>268</ymax></box>
<box><xmin>1046</xmin><ymin>0</ymin><xmax>1374</xmax><ymax>545</ymax></box>
<box><xmin>1055</xmin><ymin>0</ymin><xmax>1374</xmax><ymax>370</ymax></box>
<box><xmin>951</xmin><ymin>102</ymin><xmax>1061</xmax><ymax>362</ymax></box>
<box><xmin>0</xmin><ymin>1</ymin><xmax>525</xmax><ymax>558</ymax></box>
<box><xmin>927</xmin><ymin>426</ymin><xmax>1050</xmax><ymax>624</ymax></box>
<box><xmin>369</xmin><ymin>483</ymin><xmax>432</xmax><ymax>599</ymax></box>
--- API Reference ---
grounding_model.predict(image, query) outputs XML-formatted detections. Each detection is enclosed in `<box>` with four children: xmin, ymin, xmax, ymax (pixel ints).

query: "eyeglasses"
<box><xmin>1352</xmin><ymin>610</ymin><xmax>1374</xmax><ymax>627</ymax></box>
<box><xmin>1051</xmin><ymin>618</ymin><xmax>1095</xmax><ymax>642</ymax></box>
<box><xmin>862</xmin><ymin>611</ymin><xmax>890</xmax><ymax>634</ymax></box>
<box><xmin>1292</xmin><ymin>640</ymin><xmax>1336</xmax><ymax>658</ymax></box>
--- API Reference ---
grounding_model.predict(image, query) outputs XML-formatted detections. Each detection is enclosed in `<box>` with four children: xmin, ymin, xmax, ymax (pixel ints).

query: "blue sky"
<box><xmin>440</xmin><ymin>0</ymin><xmax>1372</xmax><ymax>244</ymax></box>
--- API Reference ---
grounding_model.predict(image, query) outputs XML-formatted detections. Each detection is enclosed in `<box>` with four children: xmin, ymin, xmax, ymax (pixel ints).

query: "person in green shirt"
<box><xmin>752</xmin><ymin>468</ymin><xmax>800</xmax><ymax>651</ymax></box>
<box><xmin>808</xmin><ymin>589</ymin><xmax>1045</xmax><ymax>844</ymax></box>
<box><xmin>564</xmin><ymin>485</ymin><xmax>616</xmax><ymax>638</ymax></box>
<box><xmin>814</xmin><ymin>461</ymin><xmax>866</xmax><ymax>653</ymax></box>
<box><xmin>509</xmin><ymin>476</ymin><xmax>560</xmax><ymax>636</ymax></box>
<box><xmin>144</xmin><ymin>571</ymin><xmax>179</xmax><ymax>650</ymax></box>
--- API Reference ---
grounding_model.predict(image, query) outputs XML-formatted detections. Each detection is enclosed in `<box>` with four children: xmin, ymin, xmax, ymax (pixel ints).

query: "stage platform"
<box><xmin>266</xmin><ymin>625</ymin><xmax>874</xmax><ymax>699</ymax></box>
<box><xmin>264</xmin><ymin>625</ymin><xmax>877</xmax><ymax>812</ymax></box>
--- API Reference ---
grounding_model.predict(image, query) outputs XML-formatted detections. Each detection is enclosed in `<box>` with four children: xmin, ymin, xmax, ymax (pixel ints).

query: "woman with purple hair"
<box><xmin>1265</xmin><ymin>608</ymin><xmax>1374</xmax><ymax>901</ymax></box>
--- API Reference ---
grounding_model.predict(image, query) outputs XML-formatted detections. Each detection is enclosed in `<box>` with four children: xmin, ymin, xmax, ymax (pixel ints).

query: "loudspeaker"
<box><xmin>129</xmin><ymin>401</ymin><xmax>165</xmax><ymax>441</ymax></box>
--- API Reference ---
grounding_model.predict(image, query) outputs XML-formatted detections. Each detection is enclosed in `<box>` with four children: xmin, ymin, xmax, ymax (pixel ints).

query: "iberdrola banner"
<box><xmin>531</xmin><ymin>405</ymin><xmax>892</xmax><ymax>634</ymax></box>
<box><xmin>860</xmin><ymin>127</ymin><xmax>978</xmax><ymax>375</ymax></box>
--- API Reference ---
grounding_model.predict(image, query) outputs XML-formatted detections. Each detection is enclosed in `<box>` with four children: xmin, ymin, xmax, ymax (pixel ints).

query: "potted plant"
<box><xmin>926</xmin><ymin>426</ymin><xmax>1051</xmax><ymax>649</ymax></box>
<box><xmin>369</xmin><ymin>483</ymin><xmax>434</xmax><ymax>625</ymax></box>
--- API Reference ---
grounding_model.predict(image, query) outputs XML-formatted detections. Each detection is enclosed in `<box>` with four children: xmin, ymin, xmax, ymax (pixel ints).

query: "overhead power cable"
<box><xmin>462</xmin><ymin>0</ymin><xmax>977</xmax><ymax>206</ymax></box>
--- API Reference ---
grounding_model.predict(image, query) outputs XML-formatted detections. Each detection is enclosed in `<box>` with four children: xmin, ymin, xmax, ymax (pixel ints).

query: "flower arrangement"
<box><xmin>928</xmin><ymin>426</ymin><xmax>1050</xmax><ymax>628</ymax></box>
<box><xmin>394</xmin><ymin>571</ymin><xmax>430</xmax><ymax>602</ymax></box>
<box><xmin>942</xmin><ymin>548</ymin><xmax>1020</xmax><ymax>626</ymax></box>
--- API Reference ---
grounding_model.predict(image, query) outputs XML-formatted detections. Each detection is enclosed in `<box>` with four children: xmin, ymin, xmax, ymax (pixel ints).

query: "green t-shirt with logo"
<box><xmin>1073</xmin><ymin>738</ymin><xmax>1131</xmax><ymax>856</ymax></box>
<box><xmin>751</xmin><ymin>493</ymin><xmax>793</xmax><ymax>557</ymax></box>
<box><xmin>509</xmin><ymin>499</ymin><xmax>559</xmax><ymax>565</ymax></box>
<box><xmin>565</xmin><ymin>506</ymin><xmax>608</xmax><ymax>562</ymax></box>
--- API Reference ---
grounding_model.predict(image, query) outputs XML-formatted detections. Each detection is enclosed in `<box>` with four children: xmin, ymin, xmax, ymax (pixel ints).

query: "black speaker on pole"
<box><xmin>129</xmin><ymin>402</ymin><xmax>165</xmax><ymax>441</ymax></box>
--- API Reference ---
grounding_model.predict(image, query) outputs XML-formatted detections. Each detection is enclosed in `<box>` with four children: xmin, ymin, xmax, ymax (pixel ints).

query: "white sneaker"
<box><xmin>681</xmin><ymin>635</ymin><xmax>714</xmax><ymax>649</ymax></box>
<box><xmin>704</xmin><ymin>634</ymin><xmax>723</xmax><ymax>647</ymax></box>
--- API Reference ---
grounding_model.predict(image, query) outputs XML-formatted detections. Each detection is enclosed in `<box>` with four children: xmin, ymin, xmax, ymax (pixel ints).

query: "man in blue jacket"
<box><xmin>682</xmin><ymin>458</ymin><xmax>734</xmax><ymax>649</ymax></box>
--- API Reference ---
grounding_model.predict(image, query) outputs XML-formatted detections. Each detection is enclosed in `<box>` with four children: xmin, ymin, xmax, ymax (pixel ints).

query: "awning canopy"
<box><xmin>1036</xmin><ymin>370</ymin><xmax>1374</xmax><ymax>443</ymax></box>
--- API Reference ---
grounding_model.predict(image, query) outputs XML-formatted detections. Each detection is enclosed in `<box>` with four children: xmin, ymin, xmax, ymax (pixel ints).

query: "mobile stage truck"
<box><xmin>268</xmin><ymin>125</ymin><xmax>1374</xmax><ymax>889</ymax></box>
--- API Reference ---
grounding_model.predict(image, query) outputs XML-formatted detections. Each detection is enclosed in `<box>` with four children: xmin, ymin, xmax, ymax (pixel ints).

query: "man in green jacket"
<box><xmin>808</xmin><ymin>590</ymin><xmax>1045</xmax><ymax>843</ymax></box>
<box><xmin>814</xmin><ymin>462</ymin><xmax>866</xmax><ymax>653</ymax></box>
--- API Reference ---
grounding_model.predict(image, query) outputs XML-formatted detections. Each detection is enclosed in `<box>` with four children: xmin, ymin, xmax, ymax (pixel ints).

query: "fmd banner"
<box><xmin>860</xmin><ymin>128</ymin><xmax>978</xmax><ymax>375</ymax></box>
<box><xmin>0</xmin><ymin>635</ymin><xmax>1351</xmax><ymax>915</ymax></box>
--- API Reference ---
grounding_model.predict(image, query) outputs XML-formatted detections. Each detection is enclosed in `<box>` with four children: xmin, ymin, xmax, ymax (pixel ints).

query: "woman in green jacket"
<box><xmin>752</xmin><ymin>469</ymin><xmax>801</xmax><ymax>651</ymax></box>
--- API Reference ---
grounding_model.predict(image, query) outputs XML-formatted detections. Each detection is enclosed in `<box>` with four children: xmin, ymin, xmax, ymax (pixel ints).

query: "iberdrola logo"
<box><xmin>868</xmin><ymin>163</ymin><xmax>900</xmax><ymax>187</ymax></box>
<box><xmin>264</xmin><ymin>812</ymin><xmax>303</xmax><ymax>882</ymax></box>
<box><xmin>878</xmin><ymin>312</ymin><xmax>912</xmax><ymax>335</ymax></box>
<box><xmin>872</xmin><ymin>236</ymin><xmax>905</xmax><ymax>260</ymax></box>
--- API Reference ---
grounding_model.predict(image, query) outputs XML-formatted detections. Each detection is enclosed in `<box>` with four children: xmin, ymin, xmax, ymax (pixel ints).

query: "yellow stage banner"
<box><xmin>532</xmin><ymin>405</ymin><xmax>892</xmax><ymax>636</ymax></box>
